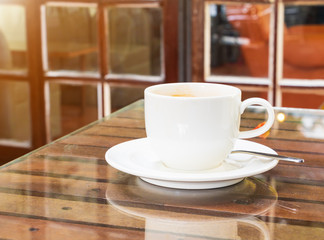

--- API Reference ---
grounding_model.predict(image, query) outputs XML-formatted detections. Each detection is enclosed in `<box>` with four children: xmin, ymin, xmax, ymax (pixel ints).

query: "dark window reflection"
<box><xmin>285</xmin><ymin>6</ymin><xmax>324</xmax><ymax>27</ymax></box>
<box><xmin>210</xmin><ymin>5</ymin><xmax>241</xmax><ymax>69</ymax></box>
<box><xmin>209</xmin><ymin>4</ymin><xmax>270</xmax><ymax>78</ymax></box>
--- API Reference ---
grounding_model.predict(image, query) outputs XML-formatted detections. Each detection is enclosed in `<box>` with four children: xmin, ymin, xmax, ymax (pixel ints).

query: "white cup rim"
<box><xmin>145</xmin><ymin>82</ymin><xmax>241</xmax><ymax>99</ymax></box>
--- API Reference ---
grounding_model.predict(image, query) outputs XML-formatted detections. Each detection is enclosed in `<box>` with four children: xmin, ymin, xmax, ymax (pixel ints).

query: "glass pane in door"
<box><xmin>0</xmin><ymin>4</ymin><xmax>27</xmax><ymax>71</ymax></box>
<box><xmin>0</xmin><ymin>80</ymin><xmax>31</xmax><ymax>147</ymax></box>
<box><xmin>48</xmin><ymin>82</ymin><xmax>99</xmax><ymax>141</ymax></box>
<box><xmin>45</xmin><ymin>5</ymin><xmax>98</xmax><ymax>73</ymax></box>
<box><xmin>107</xmin><ymin>7</ymin><xmax>162</xmax><ymax>76</ymax></box>
<box><xmin>208</xmin><ymin>3</ymin><xmax>271</xmax><ymax>78</ymax></box>
<box><xmin>283</xmin><ymin>4</ymin><xmax>324</xmax><ymax>80</ymax></box>
<box><xmin>281</xmin><ymin>90</ymin><xmax>324</xmax><ymax>109</ymax></box>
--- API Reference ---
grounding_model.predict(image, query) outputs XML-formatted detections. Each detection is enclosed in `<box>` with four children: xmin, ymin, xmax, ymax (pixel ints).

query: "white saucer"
<box><xmin>105</xmin><ymin>138</ymin><xmax>279</xmax><ymax>189</ymax></box>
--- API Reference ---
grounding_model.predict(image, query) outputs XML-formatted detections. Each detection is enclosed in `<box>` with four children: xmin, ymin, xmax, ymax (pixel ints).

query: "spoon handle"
<box><xmin>231</xmin><ymin>150</ymin><xmax>304</xmax><ymax>163</ymax></box>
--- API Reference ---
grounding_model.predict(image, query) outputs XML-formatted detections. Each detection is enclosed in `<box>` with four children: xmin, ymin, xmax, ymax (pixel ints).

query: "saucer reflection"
<box><xmin>106</xmin><ymin>177</ymin><xmax>277</xmax><ymax>240</ymax></box>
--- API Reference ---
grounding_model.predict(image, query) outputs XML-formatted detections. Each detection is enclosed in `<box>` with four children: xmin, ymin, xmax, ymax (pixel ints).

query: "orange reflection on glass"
<box><xmin>283</xmin><ymin>5</ymin><xmax>324</xmax><ymax>80</ymax></box>
<box><xmin>254</xmin><ymin>122</ymin><xmax>270</xmax><ymax>139</ymax></box>
<box><xmin>209</xmin><ymin>3</ymin><xmax>271</xmax><ymax>77</ymax></box>
<box><xmin>281</xmin><ymin>91</ymin><xmax>324</xmax><ymax>109</ymax></box>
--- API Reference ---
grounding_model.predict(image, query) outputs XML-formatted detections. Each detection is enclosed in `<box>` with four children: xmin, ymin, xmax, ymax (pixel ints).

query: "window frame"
<box><xmin>191</xmin><ymin>0</ymin><xmax>324</xmax><ymax>107</ymax></box>
<box><xmin>0</xmin><ymin>0</ymin><xmax>179</xmax><ymax>163</ymax></box>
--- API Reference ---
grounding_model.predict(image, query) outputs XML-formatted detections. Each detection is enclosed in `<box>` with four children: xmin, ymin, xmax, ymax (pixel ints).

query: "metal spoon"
<box><xmin>231</xmin><ymin>150</ymin><xmax>304</xmax><ymax>163</ymax></box>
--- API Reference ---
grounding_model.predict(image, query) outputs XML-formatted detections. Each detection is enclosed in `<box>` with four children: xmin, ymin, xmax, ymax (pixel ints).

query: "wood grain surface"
<box><xmin>0</xmin><ymin>100</ymin><xmax>323</xmax><ymax>240</ymax></box>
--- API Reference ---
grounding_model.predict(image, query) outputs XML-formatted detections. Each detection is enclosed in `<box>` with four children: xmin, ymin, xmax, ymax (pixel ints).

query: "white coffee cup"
<box><xmin>144</xmin><ymin>83</ymin><xmax>274</xmax><ymax>171</ymax></box>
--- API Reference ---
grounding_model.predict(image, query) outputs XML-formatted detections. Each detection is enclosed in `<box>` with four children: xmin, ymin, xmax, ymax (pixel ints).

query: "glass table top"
<box><xmin>0</xmin><ymin>100</ymin><xmax>323</xmax><ymax>239</ymax></box>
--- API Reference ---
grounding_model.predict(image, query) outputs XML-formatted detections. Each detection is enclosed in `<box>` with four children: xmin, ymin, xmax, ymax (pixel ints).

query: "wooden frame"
<box><xmin>191</xmin><ymin>0</ymin><xmax>324</xmax><ymax>107</ymax></box>
<box><xmin>191</xmin><ymin>0</ymin><xmax>276</xmax><ymax>101</ymax></box>
<box><xmin>0</xmin><ymin>0</ymin><xmax>179</xmax><ymax>163</ymax></box>
<box><xmin>0</xmin><ymin>0</ymin><xmax>45</xmax><ymax>164</ymax></box>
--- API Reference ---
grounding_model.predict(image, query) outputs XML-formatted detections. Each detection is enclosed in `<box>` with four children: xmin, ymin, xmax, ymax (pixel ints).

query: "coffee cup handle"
<box><xmin>238</xmin><ymin>98</ymin><xmax>275</xmax><ymax>139</ymax></box>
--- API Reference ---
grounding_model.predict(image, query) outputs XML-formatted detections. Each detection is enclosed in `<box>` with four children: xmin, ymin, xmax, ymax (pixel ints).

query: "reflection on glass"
<box><xmin>283</xmin><ymin>5</ymin><xmax>324</xmax><ymax>80</ymax></box>
<box><xmin>0</xmin><ymin>5</ymin><xmax>27</xmax><ymax>71</ymax></box>
<box><xmin>107</xmin><ymin>7</ymin><xmax>162</xmax><ymax>76</ymax></box>
<box><xmin>45</xmin><ymin>5</ymin><xmax>98</xmax><ymax>73</ymax></box>
<box><xmin>0</xmin><ymin>80</ymin><xmax>31</xmax><ymax>146</ymax></box>
<box><xmin>110</xmin><ymin>85</ymin><xmax>145</xmax><ymax>112</ymax></box>
<box><xmin>48</xmin><ymin>82</ymin><xmax>99</xmax><ymax>140</ymax></box>
<box><xmin>272</xmin><ymin>108</ymin><xmax>324</xmax><ymax>141</ymax></box>
<box><xmin>242</xmin><ymin>89</ymin><xmax>268</xmax><ymax>101</ymax></box>
<box><xmin>208</xmin><ymin>3</ymin><xmax>271</xmax><ymax>78</ymax></box>
<box><xmin>277</xmin><ymin>112</ymin><xmax>286</xmax><ymax>122</ymax></box>
<box><xmin>300</xmin><ymin>113</ymin><xmax>324</xmax><ymax>140</ymax></box>
<box><xmin>106</xmin><ymin>177</ymin><xmax>277</xmax><ymax>240</ymax></box>
<box><xmin>281</xmin><ymin>91</ymin><xmax>324</xmax><ymax>109</ymax></box>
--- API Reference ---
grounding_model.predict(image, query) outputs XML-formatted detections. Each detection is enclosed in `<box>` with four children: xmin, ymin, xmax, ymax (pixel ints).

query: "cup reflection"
<box><xmin>106</xmin><ymin>177</ymin><xmax>277</xmax><ymax>240</ymax></box>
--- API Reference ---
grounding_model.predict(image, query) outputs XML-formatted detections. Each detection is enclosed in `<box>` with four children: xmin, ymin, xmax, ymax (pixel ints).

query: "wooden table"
<box><xmin>0</xmin><ymin>100</ymin><xmax>323</xmax><ymax>239</ymax></box>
